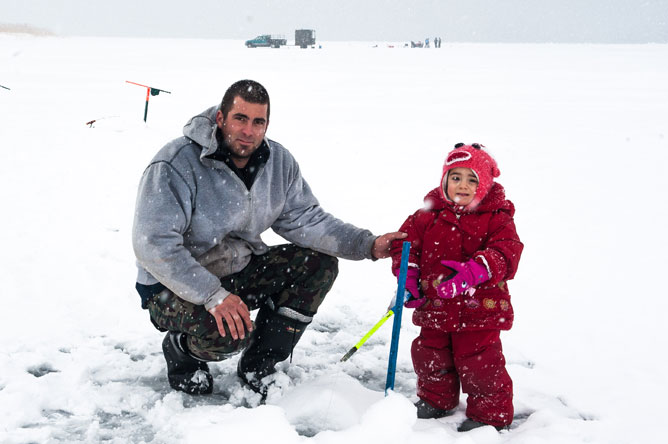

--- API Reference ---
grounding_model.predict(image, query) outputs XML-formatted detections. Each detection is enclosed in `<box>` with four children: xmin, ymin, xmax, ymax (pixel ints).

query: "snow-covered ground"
<box><xmin>1</xmin><ymin>36</ymin><xmax>667</xmax><ymax>444</ymax></box>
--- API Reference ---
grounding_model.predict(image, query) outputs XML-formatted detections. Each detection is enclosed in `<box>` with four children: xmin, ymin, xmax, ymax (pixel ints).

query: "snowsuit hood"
<box><xmin>426</xmin><ymin>182</ymin><xmax>514</xmax><ymax>216</ymax></box>
<box><xmin>439</xmin><ymin>144</ymin><xmax>500</xmax><ymax>211</ymax></box>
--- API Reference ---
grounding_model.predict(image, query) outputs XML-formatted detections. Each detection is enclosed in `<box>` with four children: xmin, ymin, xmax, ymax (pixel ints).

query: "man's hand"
<box><xmin>208</xmin><ymin>294</ymin><xmax>253</xmax><ymax>340</ymax></box>
<box><xmin>372</xmin><ymin>231</ymin><xmax>408</xmax><ymax>259</ymax></box>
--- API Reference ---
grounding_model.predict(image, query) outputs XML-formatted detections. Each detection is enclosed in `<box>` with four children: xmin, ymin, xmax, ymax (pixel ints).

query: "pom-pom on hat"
<box><xmin>440</xmin><ymin>143</ymin><xmax>500</xmax><ymax>210</ymax></box>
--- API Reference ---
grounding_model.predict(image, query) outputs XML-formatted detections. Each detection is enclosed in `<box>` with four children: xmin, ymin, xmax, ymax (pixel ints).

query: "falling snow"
<box><xmin>0</xmin><ymin>35</ymin><xmax>666</xmax><ymax>444</ymax></box>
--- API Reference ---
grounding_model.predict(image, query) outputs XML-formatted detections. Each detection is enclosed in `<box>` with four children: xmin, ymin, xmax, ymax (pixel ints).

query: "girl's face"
<box><xmin>444</xmin><ymin>167</ymin><xmax>479</xmax><ymax>206</ymax></box>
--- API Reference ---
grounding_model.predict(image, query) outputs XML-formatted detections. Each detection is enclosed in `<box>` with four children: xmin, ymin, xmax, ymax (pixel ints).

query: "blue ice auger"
<box><xmin>385</xmin><ymin>241</ymin><xmax>411</xmax><ymax>395</ymax></box>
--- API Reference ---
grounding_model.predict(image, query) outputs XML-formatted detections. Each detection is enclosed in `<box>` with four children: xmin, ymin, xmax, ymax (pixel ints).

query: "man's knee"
<box><xmin>311</xmin><ymin>251</ymin><xmax>339</xmax><ymax>286</ymax></box>
<box><xmin>320</xmin><ymin>252</ymin><xmax>339</xmax><ymax>275</ymax></box>
<box><xmin>271</xmin><ymin>249</ymin><xmax>338</xmax><ymax>316</ymax></box>
<box><xmin>187</xmin><ymin>329</ymin><xmax>251</xmax><ymax>361</ymax></box>
<box><xmin>177</xmin><ymin>310</ymin><xmax>252</xmax><ymax>361</ymax></box>
<box><xmin>299</xmin><ymin>251</ymin><xmax>338</xmax><ymax>307</ymax></box>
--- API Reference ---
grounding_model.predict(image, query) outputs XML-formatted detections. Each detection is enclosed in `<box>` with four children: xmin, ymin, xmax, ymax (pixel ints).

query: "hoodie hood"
<box><xmin>182</xmin><ymin>105</ymin><xmax>221</xmax><ymax>158</ymax></box>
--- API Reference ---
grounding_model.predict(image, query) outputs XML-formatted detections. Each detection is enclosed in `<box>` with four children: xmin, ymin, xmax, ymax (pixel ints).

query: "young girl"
<box><xmin>390</xmin><ymin>143</ymin><xmax>523</xmax><ymax>432</ymax></box>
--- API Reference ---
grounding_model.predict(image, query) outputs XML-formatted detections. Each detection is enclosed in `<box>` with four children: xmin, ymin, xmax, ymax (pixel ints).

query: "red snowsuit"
<box><xmin>391</xmin><ymin>183</ymin><xmax>523</xmax><ymax>427</ymax></box>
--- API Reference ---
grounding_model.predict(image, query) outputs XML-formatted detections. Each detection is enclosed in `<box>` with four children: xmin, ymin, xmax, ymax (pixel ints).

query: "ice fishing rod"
<box><xmin>340</xmin><ymin>242</ymin><xmax>412</xmax><ymax>364</ymax></box>
<box><xmin>1</xmin><ymin>84</ymin><xmax>10</xmax><ymax>90</ymax></box>
<box><xmin>340</xmin><ymin>309</ymin><xmax>396</xmax><ymax>362</ymax></box>
<box><xmin>125</xmin><ymin>80</ymin><xmax>171</xmax><ymax>122</ymax></box>
<box><xmin>339</xmin><ymin>252</ymin><xmax>459</xmax><ymax>367</ymax></box>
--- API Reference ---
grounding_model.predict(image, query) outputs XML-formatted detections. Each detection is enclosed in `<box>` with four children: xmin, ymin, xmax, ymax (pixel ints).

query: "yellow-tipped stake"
<box><xmin>340</xmin><ymin>309</ymin><xmax>396</xmax><ymax>362</ymax></box>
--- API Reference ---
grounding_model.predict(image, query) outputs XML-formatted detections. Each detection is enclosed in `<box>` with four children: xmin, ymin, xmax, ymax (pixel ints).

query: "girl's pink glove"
<box><xmin>393</xmin><ymin>267</ymin><xmax>425</xmax><ymax>308</ymax></box>
<box><xmin>436</xmin><ymin>259</ymin><xmax>489</xmax><ymax>299</ymax></box>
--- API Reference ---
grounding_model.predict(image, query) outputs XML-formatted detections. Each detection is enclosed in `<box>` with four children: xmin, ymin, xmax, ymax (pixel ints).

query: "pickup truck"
<box><xmin>245</xmin><ymin>35</ymin><xmax>287</xmax><ymax>48</ymax></box>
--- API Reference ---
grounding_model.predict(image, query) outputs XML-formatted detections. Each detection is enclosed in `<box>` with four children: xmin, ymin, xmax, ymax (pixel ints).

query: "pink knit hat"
<box><xmin>440</xmin><ymin>143</ymin><xmax>500</xmax><ymax>210</ymax></box>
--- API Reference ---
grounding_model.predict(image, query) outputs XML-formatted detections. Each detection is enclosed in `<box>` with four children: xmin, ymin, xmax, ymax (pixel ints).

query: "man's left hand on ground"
<box><xmin>372</xmin><ymin>231</ymin><xmax>408</xmax><ymax>259</ymax></box>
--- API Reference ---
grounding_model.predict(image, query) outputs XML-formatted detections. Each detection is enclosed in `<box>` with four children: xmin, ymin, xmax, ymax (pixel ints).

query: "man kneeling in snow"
<box><xmin>132</xmin><ymin>79</ymin><xmax>404</xmax><ymax>397</ymax></box>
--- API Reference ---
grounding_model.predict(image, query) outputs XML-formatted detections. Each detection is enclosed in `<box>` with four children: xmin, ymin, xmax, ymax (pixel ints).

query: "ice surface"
<box><xmin>1</xmin><ymin>36</ymin><xmax>667</xmax><ymax>443</ymax></box>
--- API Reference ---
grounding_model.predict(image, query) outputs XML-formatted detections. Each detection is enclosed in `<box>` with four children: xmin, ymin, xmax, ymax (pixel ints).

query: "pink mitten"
<box><xmin>393</xmin><ymin>267</ymin><xmax>425</xmax><ymax>308</ymax></box>
<box><xmin>436</xmin><ymin>259</ymin><xmax>489</xmax><ymax>299</ymax></box>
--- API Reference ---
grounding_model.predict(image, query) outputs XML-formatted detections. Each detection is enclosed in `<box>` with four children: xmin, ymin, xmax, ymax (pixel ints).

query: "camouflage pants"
<box><xmin>147</xmin><ymin>244</ymin><xmax>339</xmax><ymax>361</ymax></box>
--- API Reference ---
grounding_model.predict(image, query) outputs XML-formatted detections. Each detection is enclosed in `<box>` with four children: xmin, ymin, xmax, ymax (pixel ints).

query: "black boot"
<box><xmin>415</xmin><ymin>399</ymin><xmax>454</xmax><ymax>419</ymax></box>
<box><xmin>162</xmin><ymin>332</ymin><xmax>213</xmax><ymax>395</ymax></box>
<box><xmin>237</xmin><ymin>307</ymin><xmax>309</xmax><ymax>398</ymax></box>
<box><xmin>457</xmin><ymin>418</ymin><xmax>507</xmax><ymax>432</ymax></box>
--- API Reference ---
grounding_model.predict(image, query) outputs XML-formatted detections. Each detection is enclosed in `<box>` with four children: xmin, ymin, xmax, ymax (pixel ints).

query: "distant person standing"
<box><xmin>425</xmin><ymin>37</ymin><xmax>430</xmax><ymax>48</ymax></box>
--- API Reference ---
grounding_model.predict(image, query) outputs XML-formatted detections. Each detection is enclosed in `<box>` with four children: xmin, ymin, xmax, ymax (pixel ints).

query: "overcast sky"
<box><xmin>3</xmin><ymin>0</ymin><xmax>667</xmax><ymax>43</ymax></box>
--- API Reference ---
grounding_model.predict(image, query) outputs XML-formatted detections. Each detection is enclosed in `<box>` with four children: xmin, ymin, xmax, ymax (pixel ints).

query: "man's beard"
<box><xmin>216</xmin><ymin>128</ymin><xmax>257</xmax><ymax>160</ymax></box>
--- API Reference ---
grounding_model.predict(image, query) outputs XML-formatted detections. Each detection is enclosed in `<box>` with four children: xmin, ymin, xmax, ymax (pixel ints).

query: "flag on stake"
<box><xmin>126</xmin><ymin>81</ymin><xmax>171</xmax><ymax>122</ymax></box>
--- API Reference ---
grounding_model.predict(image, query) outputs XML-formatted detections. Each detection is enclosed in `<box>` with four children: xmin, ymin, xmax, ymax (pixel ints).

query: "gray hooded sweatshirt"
<box><xmin>133</xmin><ymin>106</ymin><xmax>376</xmax><ymax>310</ymax></box>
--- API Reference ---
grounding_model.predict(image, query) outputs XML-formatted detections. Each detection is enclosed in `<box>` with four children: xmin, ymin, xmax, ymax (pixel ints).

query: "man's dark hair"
<box><xmin>219</xmin><ymin>79</ymin><xmax>270</xmax><ymax>120</ymax></box>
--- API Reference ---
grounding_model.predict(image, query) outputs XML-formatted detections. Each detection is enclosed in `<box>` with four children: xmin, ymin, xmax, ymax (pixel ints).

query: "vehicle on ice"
<box><xmin>295</xmin><ymin>29</ymin><xmax>316</xmax><ymax>48</ymax></box>
<box><xmin>245</xmin><ymin>35</ymin><xmax>287</xmax><ymax>48</ymax></box>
